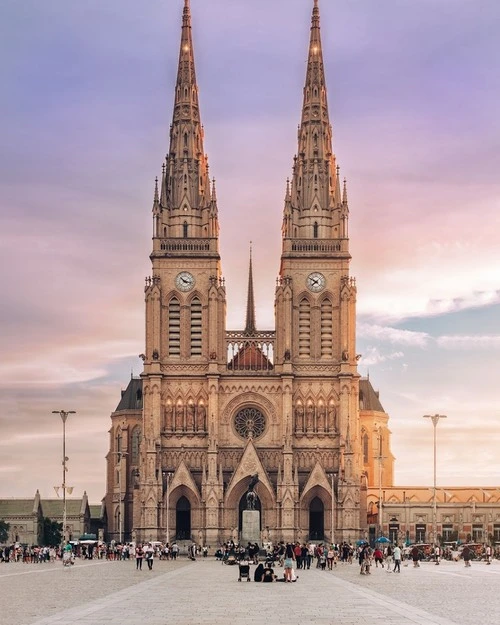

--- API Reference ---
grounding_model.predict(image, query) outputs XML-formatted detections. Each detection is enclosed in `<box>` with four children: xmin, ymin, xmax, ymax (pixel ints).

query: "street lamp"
<box><xmin>423</xmin><ymin>414</ymin><xmax>447</xmax><ymax>547</ymax></box>
<box><xmin>163</xmin><ymin>471</ymin><xmax>173</xmax><ymax>544</ymax></box>
<box><xmin>113</xmin><ymin>451</ymin><xmax>129</xmax><ymax>543</ymax></box>
<box><xmin>378</xmin><ymin>431</ymin><xmax>384</xmax><ymax>539</ymax></box>
<box><xmin>52</xmin><ymin>410</ymin><xmax>75</xmax><ymax>545</ymax></box>
<box><xmin>329</xmin><ymin>472</ymin><xmax>337</xmax><ymax>545</ymax></box>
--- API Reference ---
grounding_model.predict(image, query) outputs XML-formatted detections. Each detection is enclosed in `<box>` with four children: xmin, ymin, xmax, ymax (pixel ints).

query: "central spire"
<box><xmin>282</xmin><ymin>0</ymin><xmax>348</xmax><ymax>243</ymax></box>
<box><xmin>244</xmin><ymin>244</ymin><xmax>257</xmax><ymax>335</ymax></box>
<box><xmin>157</xmin><ymin>0</ymin><xmax>218</xmax><ymax>241</ymax></box>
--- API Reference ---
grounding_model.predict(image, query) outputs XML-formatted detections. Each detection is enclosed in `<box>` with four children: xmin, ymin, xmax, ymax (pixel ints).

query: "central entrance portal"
<box><xmin>309</xmin><ymin>497</ymin><xmax>324</xmax><ymax>540</ymax></box>
<box><xmin>175</xmin><ymin>496</ymin><xmax>191</xmax><ymax>540</ymax></box>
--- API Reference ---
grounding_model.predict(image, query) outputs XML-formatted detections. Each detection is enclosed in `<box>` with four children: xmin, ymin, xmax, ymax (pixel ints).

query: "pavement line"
<box><xmin>324</xmin><ymin>571</ymin><xmax>460</xmax><ymax>625</ymax></box>
<box><xmin>0</xmin><ymin>561</ymin><xmax>104</xmax><ymax>579</ymax></box>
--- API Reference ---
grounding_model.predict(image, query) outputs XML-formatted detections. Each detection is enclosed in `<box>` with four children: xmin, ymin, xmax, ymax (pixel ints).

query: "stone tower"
<box><xmin>105</xmin><ymin>0</ymin><xmax>394</xmax><ymax>546</ymax></box>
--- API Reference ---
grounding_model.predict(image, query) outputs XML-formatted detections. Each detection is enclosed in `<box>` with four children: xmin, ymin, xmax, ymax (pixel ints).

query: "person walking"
<box><xmin>486</xmin><ymin>544</ymin><xmax>492</xmax><ymax>565</ymax></box>
<box><xmin>411</xmin><ymin>545</ymin><xmax>420</xmax><ymax>568</ymax></box>
<box><xmin>393</xmin><ymin>545</ymin><xmax>402</xmax><ymax>573</ymax></box>
<box><xmin>135</xmin><ymin>544</ymin><xmax>144</xmax><ymax>571</ymax></box>
<box><xmin>462</xmin><ymin>545</ymin><xmax>472</xmax><ymax>567</ymax></box>
<box><xmin>145</xmin><ymin>543</ymin><xmax>154</xmax><ymax>570</ymax></box>
<box><xmin>434</xmin><ymin>545</ymin><xmax>440</xmax><ymax>565</ymax></box>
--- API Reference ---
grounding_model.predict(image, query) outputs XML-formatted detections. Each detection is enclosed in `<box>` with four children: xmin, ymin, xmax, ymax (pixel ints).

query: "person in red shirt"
<box><xmin>373</xmin><ymin>548</ymin><xmax>384</xmax><ymax>568</ymax></box>
<box><xmin>294</xmin><ymin>543</ymin><xmax>302</xmax><ymax>569</ymax></box>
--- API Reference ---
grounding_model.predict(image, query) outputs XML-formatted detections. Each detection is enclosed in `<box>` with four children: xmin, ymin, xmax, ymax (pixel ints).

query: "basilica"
<box><xmin>104</xmin><ymin>0</ymin><xmax>395</xmax><ymax>546</ymax></box>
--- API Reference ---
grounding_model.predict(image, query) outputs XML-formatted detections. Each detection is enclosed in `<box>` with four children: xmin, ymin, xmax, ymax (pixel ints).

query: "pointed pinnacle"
<box><xmin>343</xmin><ymin>177</ymin><xmax>348</xmax><ymax>205</ymax></box>
<box><xmin>154</xmin><ymin>177</ymin><xmax>159</xmax><ymax>204</ymax></box>
<box><xmin>211</xmin><ymin>177</ymin><xmax>217</xmax><ymax>201</ymax></box>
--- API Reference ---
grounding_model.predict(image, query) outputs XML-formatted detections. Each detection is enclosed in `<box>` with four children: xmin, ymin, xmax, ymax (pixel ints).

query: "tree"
<box><xmin>0</xmin><ymin>520</ymin><xmax>10</xmax><ymax>543</ymax></box>
<box><xmin>42</xmin><ymin>518</ymin><xmax>62</xmax><ymax>546</ymax></box>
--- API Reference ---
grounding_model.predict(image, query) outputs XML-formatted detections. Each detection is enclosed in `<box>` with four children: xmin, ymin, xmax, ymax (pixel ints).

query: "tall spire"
<box><xmin>160</xmin><ymin>0</ymin><xmax>215</xmax><ymax>239</ymax></box>
<box><xmin>244</xmin><ymin>244</ymin><xmax>257</xmax><ymax>335</ymax></box>
<box><xmin>283</xmin><ymin>0</ymin><xmax>345</xmax><ymax>242</ymax></box>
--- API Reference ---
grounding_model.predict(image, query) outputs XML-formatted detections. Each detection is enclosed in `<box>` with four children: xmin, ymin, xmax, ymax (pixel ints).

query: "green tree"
<box><xmin>0</xmin><ymin>519</ymin><xmax>10</xmax><ymax>543</ymax></box>
<box><xmin>42</xmin><ymin>518</ymin><xmax>62</xmax><ymax>546</ymax></box>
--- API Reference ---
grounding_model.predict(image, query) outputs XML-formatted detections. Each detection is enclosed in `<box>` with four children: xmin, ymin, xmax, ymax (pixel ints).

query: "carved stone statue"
<box><xmin>295</xmin><ymin>404</ymin><xmax>304</xmax><ymax>431</ymax></box>
<box><xmin>328</xmin><ymin>404</ymin><xmax>337</xmax><ymax>432</ymax></box>
<box><xmin>165</xmin><ymin>404</ymin><xmax>173</xmax><ymax>430</ymax></box>
<box><xmin>306</xmin><ymin>404</ymin><xmax>315</xmax><ymax>431</ymax></box>
<box><xmin>246</xmin><ymin>473</ymin><xmax>259</xmax><ymax>510</ymax></box>
<box><xmin>175</xmin><ymin>404</ymin><xmax>184</xmax><ymax>431</ymax></box>
<box><xmin>317</xmin><ymin>405</ymin><xmax>326</xmax><ymax>431</ymax></box>
<box><xmin>197</xmin><ymin>404</ymin><xmax>206</xmax><ymax>431</ymax></box>
<box><xmin>186</xmin><ymin>403</ymin><xmax>195</xmax><ymax>430</ymax></box>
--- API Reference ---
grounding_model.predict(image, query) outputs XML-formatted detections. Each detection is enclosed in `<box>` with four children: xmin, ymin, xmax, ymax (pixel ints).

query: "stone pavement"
<box><xmin>2</xmin><ymin>557</ymin><xmax>500</xmax><ymax>625</ymax></box>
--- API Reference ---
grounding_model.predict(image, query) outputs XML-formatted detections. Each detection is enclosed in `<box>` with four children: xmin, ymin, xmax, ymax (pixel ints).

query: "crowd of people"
<box><xmin>2</xmin><ymin>539</ymin><xmax>497</xmax><ymax>571</ymax></box>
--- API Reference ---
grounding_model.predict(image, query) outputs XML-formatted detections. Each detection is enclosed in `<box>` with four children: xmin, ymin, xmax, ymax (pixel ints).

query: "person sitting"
<box><xmin>254</xmin><ymin>562</ymin><xmax>265</xmax><ymax>582</ymax></box>
<box><xmin>262</xmin><ymin>565</ymin><xmax>277</xmax><ymax>582</ymax></box>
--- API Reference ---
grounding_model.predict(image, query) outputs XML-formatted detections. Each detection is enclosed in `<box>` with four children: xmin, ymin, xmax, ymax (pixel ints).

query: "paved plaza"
<box><xmin>1</xmin><ymin>557</ymin><xmax>499</xmax><ymax>625</ymax></box>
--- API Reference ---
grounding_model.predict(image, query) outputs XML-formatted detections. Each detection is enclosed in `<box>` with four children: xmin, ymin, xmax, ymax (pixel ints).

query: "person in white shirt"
<box><xmin>393</xmin><ymin>545</ymin><xmax>402</xmax><ymax>573</ymax></box>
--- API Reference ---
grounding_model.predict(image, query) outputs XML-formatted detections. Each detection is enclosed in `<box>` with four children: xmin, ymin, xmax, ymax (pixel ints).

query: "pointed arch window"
<box><xmin>115</xmin><ymin>429</ymin><xmax>122</xmax><ymax>455</ymax></box>
<box><xmin>131</xmin><ymin>426</ymin><xmax>141</xmax><ymax>464</ymax></box>
<box><xmin>313</xmin><ymin>222</ymin><xmax>319</xmax><ymax>238</ymax></box>
<box><xmin>298</xmin><ymin>298</ymin><xmax>311</xmax><ymax>358</ymax></box>
<box><xmin>362</xmin><ymin>431</ymin><xmax>369</xmax><ymax>464</ymax></box>
<box><xmin>183</xmin><ymin>222</ymin><xmax>188</xmax><ymax>238</ymax></box>
<box><xmin>190</xmin><ymin>297</ymin><xmax>202</xmax><ymax>356</ymax></box>
<box><xmin>168</xmin><ymin>297</ymin><xmax>181</xmax><ymax>356</ymax></box>
<box><xmin>320</xmin><ymin>298</ymin><xmax>333</xmax><ymax>357</ymax></box>
<box><xmin>184</xmin><ymin>132</ymin><xmax>188</xmax><ymax>146</ymax></box>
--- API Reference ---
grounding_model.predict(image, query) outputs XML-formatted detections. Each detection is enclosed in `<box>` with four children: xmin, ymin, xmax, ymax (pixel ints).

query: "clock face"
<box><xmin>306</xmin><ymin>272</ymin><xmax>326</xmax><ymax>292</ymax></box>
<box><xmin>175</xmin><ymin>271</ymin><xmax>195</xmax><ymax>292</ymax></box>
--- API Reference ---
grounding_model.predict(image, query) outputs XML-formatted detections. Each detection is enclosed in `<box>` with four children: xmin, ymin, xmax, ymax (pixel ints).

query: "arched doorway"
<box><xmin>175</xmin><ymin>496</ymin><xmax>191</xmax><ymax>540</ymax></box>
<box><xmin>309</xmin><ymin>497</ymin><xmax>324</xmax><ymax>540</ymax></box>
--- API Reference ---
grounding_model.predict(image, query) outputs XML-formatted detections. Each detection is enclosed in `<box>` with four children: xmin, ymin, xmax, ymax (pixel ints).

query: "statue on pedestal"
<box><xmin>246</xmin><ymin>473</ymin><xmax>259</xmax><ymax>510</ymax></box>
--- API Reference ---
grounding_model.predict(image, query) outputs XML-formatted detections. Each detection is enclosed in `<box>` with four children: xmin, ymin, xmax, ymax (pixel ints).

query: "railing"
<box><xmin>226</xmin><ymin>331</ymin><xmax>275</xmax><ymax>372</ymax></box>
<box><xmin>283</xmin><ymin>238</ymin><xmax>349</xmax><ymax>255</ymax></box>
<box><xmin>153</xmin><ymin>238</ymin><xmax>218</xmax><ymax>255</ymax></box>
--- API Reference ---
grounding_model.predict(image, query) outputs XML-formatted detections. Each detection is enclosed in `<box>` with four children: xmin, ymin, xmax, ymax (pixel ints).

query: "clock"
<box><xmin>306</xmin><ymin>272</ymin><xmax>326</xmax><ymax>292</ymax></box>
<box><xmin>175</xmin><ymin>271</ymin><xmax>195</xmax><ymax>292</ymax></box>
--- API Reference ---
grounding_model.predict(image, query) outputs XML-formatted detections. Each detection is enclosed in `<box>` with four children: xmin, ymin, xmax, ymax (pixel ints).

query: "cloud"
<box><xmin>359</xmin><ymin>348</ymin><xmax>404</xmax><ymax>367</ymax></box>
<box><xmin>358</xmin><ymin>323</ymin><xmax>429</xmax><ymax>347</ymax></box>
<box><xmin>437</xmin><ymin>335</ymin><xmax>500</xmax><ymax>349</ymax></box>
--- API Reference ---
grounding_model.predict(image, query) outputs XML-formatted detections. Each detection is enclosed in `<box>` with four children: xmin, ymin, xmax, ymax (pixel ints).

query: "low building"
<box><xmin>0</xmin><ymin>491</ymin><xmax>92</xmax><ymax>545</ymax></box>
<box><xmin>367</xmin><ymin>486</ymin><xmax>500</xmax><ymax>545</ymax></box>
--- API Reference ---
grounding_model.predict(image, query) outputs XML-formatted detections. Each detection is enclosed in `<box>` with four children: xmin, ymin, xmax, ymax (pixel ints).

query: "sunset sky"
<box><xmin>1</xmin><ymin>0</ymin><xmax>499</xmax><ymax>504</ymax></box>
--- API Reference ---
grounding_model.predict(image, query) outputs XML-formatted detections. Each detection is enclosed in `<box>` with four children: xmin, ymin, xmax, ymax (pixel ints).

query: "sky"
<box><xmin>0</xmin><ymin>0</ymin><xmax>499</xmax><ymax>503</ymax></box>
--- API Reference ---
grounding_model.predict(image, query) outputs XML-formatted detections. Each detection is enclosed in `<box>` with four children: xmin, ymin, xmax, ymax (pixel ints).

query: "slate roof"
<box><xmin>359</xmin><ymin>378</ymin><xmax>385</xmax><ymax>412</ymax></box>
<box><xmin>115</xmin><ymin>377</ymin><xmax>143</xmax><ymax>411</ymax></box>
<box><xmin>40</xmin><ymin>499</ymin><xmax>85</xmax><ymax>518</ymax></box>
<box><xmin>89</xmin><ymin>504</ymin><xmax>104</xmax><ymax>520</ymax></box>
<box><xmin>0</xmin><ymin>499</ymin><xmax>37</xmax><ymax>517</ymax></box>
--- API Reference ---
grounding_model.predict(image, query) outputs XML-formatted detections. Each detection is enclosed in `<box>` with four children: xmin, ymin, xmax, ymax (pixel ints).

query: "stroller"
<box><xmin>238</xmin><ymin>559</ymin><xmax>251</xmax><ymax>581</ymax></box>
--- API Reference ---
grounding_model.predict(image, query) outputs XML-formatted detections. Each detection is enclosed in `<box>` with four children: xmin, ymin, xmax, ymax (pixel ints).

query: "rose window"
<box><xmin>234</xmin><ymin>407</ymin><xmax>266</xmax><ymax>439</ymax></box>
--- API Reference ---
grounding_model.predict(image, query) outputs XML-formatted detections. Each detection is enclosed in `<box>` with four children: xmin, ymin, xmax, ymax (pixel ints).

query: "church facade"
<box><xmin>104</xmin><ymin>0</ymin><xmax>394</xmax><ymax>546</ymax></box>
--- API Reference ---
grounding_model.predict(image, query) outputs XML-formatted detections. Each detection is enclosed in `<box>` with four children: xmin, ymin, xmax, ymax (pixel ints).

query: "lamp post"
<box><xmin>114</xmin><ymin>452</ymin><xmax>129</xmax><ymax>543</ymax></box>
<box><xmin>330</xmin><ymin>472</ymin><xmax>337</xmax><ymax>545</ymax></box>
<box><xmin>423</xmin><ymin>414</ymin><xmax>447</xmax><ymax>547</ymax></box>
<box><xmin>52</xmin><ymin>410</ymin><xmax>75</xmax><ymax>545</ymax></box>
<box><xmin>164</xmin><ymin>471</ymin><xmax>173</xmax><ymax>544</ymax></box>
<box><xmin>377</xmin><ymin>430</ymin><xmax>384</xmax><ymax>539</ymax></box>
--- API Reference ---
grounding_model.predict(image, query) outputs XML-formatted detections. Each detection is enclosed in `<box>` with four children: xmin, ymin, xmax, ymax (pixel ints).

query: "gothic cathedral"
<box><xmin>105</xmin><ymin>0</ymin><xmax>394</xmax><ymax>546</ymax></box>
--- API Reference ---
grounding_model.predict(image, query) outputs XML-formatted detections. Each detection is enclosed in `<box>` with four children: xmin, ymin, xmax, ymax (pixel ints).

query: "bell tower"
<box><xmin>136</xmin><ymin>0</ymin><xmax>226</xmax><ymax>541</ymax></box>
<box><xmin>275</xmin><ymin>0</ymin><xmax>363</xmax><ymax>538</ymax></box>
